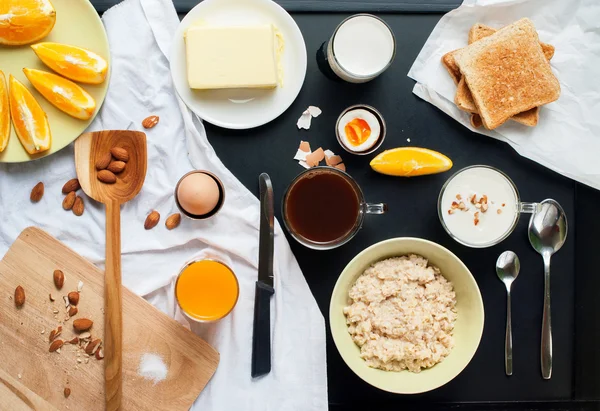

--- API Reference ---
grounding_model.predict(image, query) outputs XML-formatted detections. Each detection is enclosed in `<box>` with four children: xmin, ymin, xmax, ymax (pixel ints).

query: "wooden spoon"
<box><xmin>74</xmin><ymin>130</ymin><xmax>147</xmax><ymax>411</ymax></box>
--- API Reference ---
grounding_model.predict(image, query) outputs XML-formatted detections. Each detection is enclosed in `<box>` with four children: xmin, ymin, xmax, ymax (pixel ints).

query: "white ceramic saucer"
<box><xmin>170</xmin><ymin>0</ymin><xmax>307</xmax><ymax>130</ymax></box>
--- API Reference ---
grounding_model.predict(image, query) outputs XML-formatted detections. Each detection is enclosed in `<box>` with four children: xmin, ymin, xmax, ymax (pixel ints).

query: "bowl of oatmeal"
<box><xmin>329</xmin><ymin>238</ymin><xmax>484</xmax><ymax>394</ymax></box>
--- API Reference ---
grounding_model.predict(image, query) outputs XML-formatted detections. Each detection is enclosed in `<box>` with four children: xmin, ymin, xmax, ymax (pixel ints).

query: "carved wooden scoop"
<box><xmin>74</xmin><ymin>130</ymin><xmax>147</xmax><ymax>411</ymax></box>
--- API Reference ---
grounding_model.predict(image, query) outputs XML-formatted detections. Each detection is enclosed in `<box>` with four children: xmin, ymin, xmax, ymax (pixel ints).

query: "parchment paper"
<box><xmin>408</xmin><ymin>0</ymin><xmax>600</xmax><ymax>190</ymax></box>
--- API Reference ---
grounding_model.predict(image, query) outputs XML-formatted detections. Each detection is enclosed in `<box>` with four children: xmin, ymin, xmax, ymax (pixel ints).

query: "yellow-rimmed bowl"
<box><xmin>330</xmin><ymin>237</ymin><xmax>484</xmax><ymax>394</ymax></box>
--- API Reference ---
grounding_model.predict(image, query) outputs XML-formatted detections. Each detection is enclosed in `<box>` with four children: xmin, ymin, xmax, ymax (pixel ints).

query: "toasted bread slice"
<box><xmin>457</xmin><ymin>23</ymin><xmax>556</xmax><ymax>126</ymax></box>
<box><xmin>469</xmin><ymin>23</ymin><xmax>555</xmax><ymax>60</ymax></box>
<box><xmin>457</xmin><ymin>77</ymin><xmax>540</xmax><ymax>126</ymax></box>
<box><xmin>445</xmin><ymin>23</ymin><xmax>555</xmax><ymax>87</ymax></box>
<box><xmin>470</xmin><ymin>113</ymin><xmax>483</xmax><ymax>128</ymax></box>
<box><xmin>441</xmin><ymin>51</ymin><xmax>461</xmax><ymax>85</ymax></box>
<box><xmin>453</xmin><ymin>18</ymin><xmax>560</xmax><ymax>129</ymax></box>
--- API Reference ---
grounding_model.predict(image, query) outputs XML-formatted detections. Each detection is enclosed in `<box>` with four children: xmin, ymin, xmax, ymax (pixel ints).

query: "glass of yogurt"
<box><xmin>438</xmin><ymin>165</ymin><xmax>540</xmax><ymax>248</ymax></box>
<box><xmin>322</xmin><ymin>14</ymin><xmax>396</xmax><ymax>83</ymax></box>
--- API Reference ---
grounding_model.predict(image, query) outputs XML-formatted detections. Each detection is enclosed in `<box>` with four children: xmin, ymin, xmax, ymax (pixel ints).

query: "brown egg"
<box><xmin>177</xmin><ymin>172</ymin><xmax>220</xmax><ymax>216</ymax></box>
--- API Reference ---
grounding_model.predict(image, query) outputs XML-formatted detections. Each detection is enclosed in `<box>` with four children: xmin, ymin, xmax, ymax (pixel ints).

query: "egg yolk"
<box><xmin>344</xmin><ymin>118</ymin><xmax>371</xmax><ymax>146</ymax></box>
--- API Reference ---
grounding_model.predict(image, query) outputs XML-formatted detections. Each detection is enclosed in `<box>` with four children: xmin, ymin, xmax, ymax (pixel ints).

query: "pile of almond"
<box><xmin>96</xmin><ymin>147</ymin><xmax>129</xmax><ymax>184</ymax></box>
<box><xmin>12</xmin><ymin>267</ymin><xmax>104</xmax><ymax>398</ymax></box>
<box><xmin>447</xmin><ymin>193</ymin><xmax>506</xmax><ymax>226</ymax></box>
<box><xmin>61</xmin><ymin>178</ymin><xmax>84</xmax><ymax>216</ymax></box>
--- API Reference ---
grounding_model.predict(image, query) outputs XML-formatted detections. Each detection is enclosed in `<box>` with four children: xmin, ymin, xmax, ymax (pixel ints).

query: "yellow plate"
<box><xmin>330</xmin><ymin>237</ymin><xmax>484</xmax><ymax>394</ymax></box>
<box><xmin>0</xmin><ymin>0</ymin><xmax>109</xmax><ymax>163</ymax></box>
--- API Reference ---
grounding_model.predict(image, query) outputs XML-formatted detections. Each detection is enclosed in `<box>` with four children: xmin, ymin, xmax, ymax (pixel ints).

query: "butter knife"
<box><xmin>251</xmin><ymin>173</ymin><xmax>275</xmax><ymax>378</ymax></box>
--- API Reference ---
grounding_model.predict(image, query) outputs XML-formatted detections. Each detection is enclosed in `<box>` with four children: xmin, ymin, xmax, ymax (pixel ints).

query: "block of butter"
<box><xmin>185</xmin><ymin>24</ymin><xmax>278</xmax><ymax>90</ymax></box>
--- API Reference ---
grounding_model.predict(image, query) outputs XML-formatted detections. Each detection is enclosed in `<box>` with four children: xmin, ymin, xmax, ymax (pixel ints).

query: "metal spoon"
<box><xmin>496</xmin><ymin>251</ymin><xmax>520</xmax><ymax>376</ymax></box>
<box><xmin>528</xmin><ymin>199</ymin><xmax>568</xmax><ymax>380</ymax></box>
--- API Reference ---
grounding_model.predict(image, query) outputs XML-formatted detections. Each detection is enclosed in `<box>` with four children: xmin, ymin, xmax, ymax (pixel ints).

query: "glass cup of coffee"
<box><xmin>317</xmin><ymin>14</ymin><xmax>396</xmax><ymax>83</ymax></box>
<box><xmin>438</xmin><ymin>165</ymin><xmax>541</xmax><ymax>248</ymax></box>
<box><xmin>282</xmin><ymin>166</ymin><xmax>387</xmax><ymax>250</ymax></box>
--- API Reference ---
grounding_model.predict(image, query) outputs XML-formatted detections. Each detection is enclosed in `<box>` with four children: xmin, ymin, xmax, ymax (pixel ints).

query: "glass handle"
<box><xmin>364</xmin><ymin>203</ymin><xmax>387</xmax><ymax>215</ymax></box>
<box><xmin>519</xmin><ymin>202</ymin><xmax>540</xmax><ymax>214</ymax></box>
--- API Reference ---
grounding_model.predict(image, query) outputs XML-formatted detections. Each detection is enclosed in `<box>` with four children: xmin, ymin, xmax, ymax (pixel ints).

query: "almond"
<box><xmin>68</xmin><ymin>337</ymin><xmax>79</xmax><ymax>344</ymax></box>
<box><xmin>64</xmin><ymin>387</ymin><xmax>71</xmax><ymax>398</ymax></box>
<box><xmin>107</xmin><ymin>161</ymin><xmax>126</xmax><ymax>174</ymax></box>
<box><xmin>144</xmin><ymin>211</ymin><xmax>160</xmax><ymax>230</ymax></box>
<box><xmin>72</xmin><ymin>196</ymin><xmax>84</xmax><ymax>216</ymax></box>
<box><xmin>62</xmin><ymin>191</ymin><xmax>76</xmax><ymax>210</ymax></box>
<box><xmin>73</xmin><ymin>318</ymin><xmax>93</xmax><ymax>332</ymax></box>
<box><xmin>78</xmin><ymin>332</ymin><xmax>91</xmax><ymax>340</ymax></box>
<box><xmin>165</xmin><ymin>213</ymin><xmax>181</xmax><ymax>230</ymax></box>
<box><xmin>85</xmin><ymin>339</ymin><xmax>101</xmax><ymax>355</ymax></box>
<box><xmin>110</xmin><ymin>147</ymin><xmax>129</xmax><ymax>162</ymax></box>
<box><xmin>61</xmin><ymin>178</ymin><xmax>81</xmax><ymax>194</ymax></box>
<box><xmin>68</xmin><ymin>306</ymin><xmax>78</xmax><ymax>317</ymax></box>
<box><xmin>68</xmin><ymin>292</ymin><xmax>79</xmax><ymax>306</ymax></box>
<box><xmin>49</xmin><ymin>326</ymin><xmax>62</xmax><ymax>342</ymax></box>
<box><xmin>30</xmin><ymin>182</ymin><xmax>44</xmax><ymax>203</ymax></box>
<box><xmin>97</xmin><ymin>170</ymin><xmax>117</xmax><ymax>184</ymax></box>
<box><xmin>53</xmin><ymin>270</ymin><xmax>65</xmax><ymax>289</ymax></box>
<box><xmin>95</xmin><ymin>348</ymin><xmax>104</xmax><ymax>360</ymax></box>
<box><xmin>14</xmin><ymin>285</ymin><xmax>25</xmax><ymax>307</ymax></box>
<box><xmin>95</xmin><ymin>153</ymin><xmax>112</xmax><ymax>170</ymax></box>
<box><xmin>49</xmin><ymin>339</ymin><xmax>64</xmax><ymax>352</ymax></box>
<box><xmin>142</xmin><ymin>115</ymin><xmax>159</xmax><ymax>129</ymax></box>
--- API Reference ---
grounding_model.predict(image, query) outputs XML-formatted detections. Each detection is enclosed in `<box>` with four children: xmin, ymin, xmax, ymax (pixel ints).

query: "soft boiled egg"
<box><xmin>177</xmin><ymin>172</ymin><xmax>221</xmax><ymax>216</ymax></box>
<box><xmin>337</xmin><ymin>108</ymin><xmax>381</xmax><ymax>153</ymax></box>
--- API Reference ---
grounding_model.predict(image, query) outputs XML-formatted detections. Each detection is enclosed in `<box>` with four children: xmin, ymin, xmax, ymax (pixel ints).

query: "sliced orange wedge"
<box><xmin>0</xmin><ymin>71</ymin><xmax>9</xmax><ymax>153</ymax></box>
<box><xmin>31</xmin><ymin>42</ymin><xmax>108</xmax><ymax>84</ymax></box>
<box><xmin>23</xmin><ymin>68</ymin><xmax>96</xmax><ymax>120</ymax></box>
<box><xmin>9</xmin><ymin>75</ymin><xmax>51</xmax><ymax>155</ymax></box>
<box><xmin>370</xmin><ymin>147</ymin><xmax>453</xmax><ymax>177</ymax></box>
<box><xmin>0</xmin><ymin>0</ymin><xmax>56</xmax><ymax>46</ymax></box>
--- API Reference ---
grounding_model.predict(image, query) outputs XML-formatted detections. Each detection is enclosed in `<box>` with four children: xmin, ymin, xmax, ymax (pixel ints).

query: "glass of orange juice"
<box><xmin>175</xmin><ymin>259</ymin><xmax>239</xmax><ymax>322</ymax></box>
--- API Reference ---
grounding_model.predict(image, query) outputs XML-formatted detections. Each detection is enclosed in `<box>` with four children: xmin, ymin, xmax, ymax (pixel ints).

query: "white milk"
<box><xmin>332</xmin><ymin>15</ymin><xmax>395</xmax><ymax>77</ymax></box>
<box><xmin>441</xmin><ymin>167</ymin><xmax>519</xmax><ymax>247</ymax></box>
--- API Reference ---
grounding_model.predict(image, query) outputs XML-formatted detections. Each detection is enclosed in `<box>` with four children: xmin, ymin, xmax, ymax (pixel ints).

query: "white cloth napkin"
<box><xmin>0</xmin><ymin>0</ymin><xmax>327</xmax><ymax>409</ymax></box>
<box><xmin>408</xmin><ymin>0</ymin><xmax>600</xmax><ymax>190</ymax></box>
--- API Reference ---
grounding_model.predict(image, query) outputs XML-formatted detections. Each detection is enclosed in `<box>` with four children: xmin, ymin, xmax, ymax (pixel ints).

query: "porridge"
<box><xmin>343</xmin><ymin>255</ymin><xmax>457</xmax><ymax>372</ymax></box>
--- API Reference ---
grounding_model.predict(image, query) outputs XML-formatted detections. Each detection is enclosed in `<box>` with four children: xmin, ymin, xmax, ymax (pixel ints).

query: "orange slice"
<box><xmin>23</xmin><ymin>68</ymin><xmax>96</xmax><ymax>120</ymax></box>
<box><xmin>0</xmin><ymin>71</ymin><xmax>9</xmax><ymax>152</ymax></box>
<box><xmin>31</xmin><ymin>42</ymin><xmax>108</xmax><ymax>84</ymax></box>
<box><xmin>0</xmin><ymin>0</ymin><xmax>56</xmax><ymax>46</ymax></box>
<box><xmin>370</xmin><ymin>147</ymin><xmax>453</xmax><ymax>177</ymax></box>
<box><xmin>9</xmin><ymin>75</ymin><xmax>51</xmax><ymax>155</ymax></box>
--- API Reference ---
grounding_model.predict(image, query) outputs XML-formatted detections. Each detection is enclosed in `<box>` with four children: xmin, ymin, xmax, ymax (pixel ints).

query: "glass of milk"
<box><xmin>438</xmin><ymin>165</ymin><xmax>540</xmax><ymax>248</ymax></box>
<box><xmin>322</xmin><ymin>14</ymin><xmax>396</xmax><ymax>83</ymax></box>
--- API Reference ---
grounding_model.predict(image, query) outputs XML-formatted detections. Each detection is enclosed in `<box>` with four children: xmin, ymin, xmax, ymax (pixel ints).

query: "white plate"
<box><xmin>170</xmin><ymin>0</ymin><xmax>307</xmax><ymax>129</ymax></box>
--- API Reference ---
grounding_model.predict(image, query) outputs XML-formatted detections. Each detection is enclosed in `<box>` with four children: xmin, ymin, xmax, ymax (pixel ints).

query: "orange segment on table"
<box><xmin>0</xmin><ymin>0</ymin><xmax>56</xmax><ymax>46</ymax></box>
<box><xmin>31</xmin><ymin>42</ymin><xmax>108</xmax><ymax>84</ymax></box>
<box><xmin>9</xmin><ymin>75</ymin><xmax>51</xmax><ymax>155</ymax></box>
<box><xmin>23</xmin><ymin>68</ymin><xmax>96</xmax><ymax>120</ymax></box>
<box><xmin>0</xmin><ymin>71</ymin><xmax>9</xmax><ymax>153</ymax></box>
<box><xmin>370</xmin><ymin>147</ymin><xmax>453</xmax><ymax>177</ymax></box>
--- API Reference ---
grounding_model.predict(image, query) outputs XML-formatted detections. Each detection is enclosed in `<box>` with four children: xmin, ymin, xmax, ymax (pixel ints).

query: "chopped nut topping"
<box><xmin>451</xmin><ymin>201</ymin><xmax>459</xmax><ymax>209</ymax></box>
<box><xmin>475</xmin><ymin>203</ymin><xmax>481</xmax><ymax>209</ymax></box>
<box><xmin>448</xmin><ymin>209</ymin><xmax>454</xmax><ymax>215</ymax></box>
<box><xmin>482</xmin><ymin>203</ymin><xmax>489</xmax><ymax>212</ymax></box>
<box><xmin>470</xmin><ymin>194</ymin><xmax>477</xmax><ymax>204</ymax></box>
<box><xmin>458</xmin><ymin>202</ymin><xmax>466</xmax><ymax>210</ymax></box>
<box><xmin>497</xmin><ymin>209</ymin><xmax>503</xmax><ymax>214</ymax></box>
<box><xmin>502</xmin><ymin>203</ymin><xmax>506</xmax><ymax>207</ymax></box>
<box><xmin>482</xmin><ymin>195</ymin><xmax>488</xmax><ymax>204</ymax></box>
<box><xmin>456</xmin><ymin>194</ymin><xmax>462</xmax><ymax>200</ymax></box>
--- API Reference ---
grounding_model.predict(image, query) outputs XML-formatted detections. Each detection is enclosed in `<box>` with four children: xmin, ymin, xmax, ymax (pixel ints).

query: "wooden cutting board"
<box><xmin>0</xmin><ymin>227</ymin><xmax>219</xmax><ymax>410</ymax></box>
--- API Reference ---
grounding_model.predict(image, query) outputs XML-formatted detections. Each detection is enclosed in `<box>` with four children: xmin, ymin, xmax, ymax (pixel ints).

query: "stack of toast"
<box><xmin>442</xmin><ymin>18</ymin><xmax>560</xmax><ymax>130</ymax></box>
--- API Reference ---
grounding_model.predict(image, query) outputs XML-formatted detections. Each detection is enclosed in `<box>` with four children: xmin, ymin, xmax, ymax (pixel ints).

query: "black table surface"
<box><xmin>204</xmin><ymin>13</ymin><xmax>600</xmax><ymax>410</ymax></box>
<box><xmin>91</xmin><ymin>3</ymin><xmax>599</xmax><ymax>410</ymax></box>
